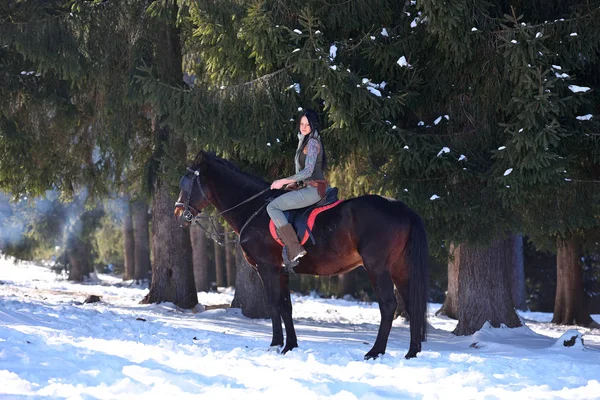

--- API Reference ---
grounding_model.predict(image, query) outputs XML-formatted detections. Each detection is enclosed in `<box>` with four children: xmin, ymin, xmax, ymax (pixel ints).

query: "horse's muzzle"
<box><xmin>174</xmin><ymin>206</ymin><xmax>192</xmax><ymax>228</ymax></box>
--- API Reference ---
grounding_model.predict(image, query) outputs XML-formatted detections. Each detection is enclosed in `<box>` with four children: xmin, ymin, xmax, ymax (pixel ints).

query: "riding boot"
<box><xmin>276</xmin><ymin>223</ymin><xmax>307</xmax><ymax>269</ymax></box>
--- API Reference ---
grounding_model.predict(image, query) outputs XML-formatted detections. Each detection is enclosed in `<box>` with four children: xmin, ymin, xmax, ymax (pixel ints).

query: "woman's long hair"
<box><xmin>298</xmin><ymin>109</ymin><xmax>327</xmax><ymax>171</ymax></box>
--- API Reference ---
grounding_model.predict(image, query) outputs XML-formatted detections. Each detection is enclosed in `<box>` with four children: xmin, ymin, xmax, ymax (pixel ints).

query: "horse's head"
<box><xmin>174</xmin><ymin>152</ymin><xmax>211</xmax><ymax>228</ymax></box>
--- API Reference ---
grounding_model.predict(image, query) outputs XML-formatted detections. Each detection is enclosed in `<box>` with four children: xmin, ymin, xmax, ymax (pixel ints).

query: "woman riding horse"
<box><xmin>267</xmin><ymin>109</ymin><xmax>328</xmax><ymax>270</ymax></box>
<box><xmin>174</xmin><ymin>135</ymin><xmax>429</xmax><ymax>360</ymax></box>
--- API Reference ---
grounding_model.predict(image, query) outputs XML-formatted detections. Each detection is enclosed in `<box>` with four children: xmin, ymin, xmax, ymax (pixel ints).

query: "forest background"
<box><xmin>1</xmin><ymin>0</ymin><xmax>599</xmax><ymax>335</ymax></box>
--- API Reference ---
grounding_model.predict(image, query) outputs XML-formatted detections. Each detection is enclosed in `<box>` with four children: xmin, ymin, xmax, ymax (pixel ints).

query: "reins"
<box><xmin>176</xmin><ymin>165</ymin><xmax>278</xmax><ymax>246</ymax></box>
<box><xmin>188</xmin><ymin>186</ymin><xmax>272</xmax><ymax>246</ymax></box>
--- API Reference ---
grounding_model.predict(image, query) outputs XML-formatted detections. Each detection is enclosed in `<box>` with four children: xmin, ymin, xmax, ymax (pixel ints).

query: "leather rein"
<box><xmin>175</xmin><ymin>167</ymin><xmax>272</xmax><ymax>246</ymax></box>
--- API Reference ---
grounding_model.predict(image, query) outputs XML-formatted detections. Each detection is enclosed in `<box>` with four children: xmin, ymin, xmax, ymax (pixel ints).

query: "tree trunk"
<box><xmin>132</xmin><ymin>199</ymin><xmax>151</xmax><ymax>282</ymax></box>
<box><xmin>508</xmin><ymin>234</ymin><xmax>527</xmax><ymax>311</ymax></box>
<box><xmin>551</xmin><ymin>235</ymin><xmax>594</xmax><ymax>326</ymax></box>
<box><xmin>141</xmin><ymin>175</ymin><xmax>197</xmax><ymax>309</ymax></box>
<box><xmin>139</xmin><ymin>1</ymin><xmax>198</xmax><ymax>309</ymax></box>
<box><xmin>338</xmin><ymin>273</ymin><xmax>354</xmax><ymax>297</ymax></box>
<box><xmin>67</xmin><ymin>235</ymin><xmax>91</xmax><ymax>282</ymax></box>
<box><xmin>122</xmin><ymin>200</ymin><xmax>135</xmax><ymax>280</ymax></box>
<box><xmin>214</xmin><ymin>220</ymin><xmax>225</xmax><ymax>288</ymax></box>
<box><xmin>437</xmin><ymin>243</ymin><xmax>460</xmax><ymax>319</ymax></box>
<box><xmin>225</xmin><ymin>233</ymin><xmax>236</xmax><ymax>287</ymax></box>
<box><xmin>190</xmin><ymin>226</ymin><xmax>210</xmax><ymax>292</ymax></box>
<box><xmin>454</xmin><ymin>238</ymin><xmax>522</xmax><ymax>336</ymax></box>
<box><xmin>230</xmin><ymin>243</ymin><xmax>269</xmax><ymax>318</ymax></box>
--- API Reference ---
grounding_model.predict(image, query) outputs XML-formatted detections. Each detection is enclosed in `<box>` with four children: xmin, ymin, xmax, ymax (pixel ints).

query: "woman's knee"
<box><xmin>266</xmin><ymin>200</ymin><xmax>281</xmax><ymax>215</ymax></box>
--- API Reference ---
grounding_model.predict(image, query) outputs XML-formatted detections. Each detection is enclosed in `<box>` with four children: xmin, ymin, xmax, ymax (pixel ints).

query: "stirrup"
<box><xmin>282</xmin><ymin>247</ymin><xmax>301</xmax><ymax>274</ymax></box>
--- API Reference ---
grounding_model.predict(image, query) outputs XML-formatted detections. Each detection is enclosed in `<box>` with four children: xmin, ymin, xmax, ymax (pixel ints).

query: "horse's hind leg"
<box><xmin>364</xmin><ymin>267</ymin><xmax>397</xmax><ymax>360</ymax></box>
<box><xmin>279</xmin><ymin>273</ymin><xmax>298</xmax><ymax>353</ymax></box>
<box><xmin>392</xmin><ymin>275</ymin><xmax>420</xmax><ymax>358</ymax></box>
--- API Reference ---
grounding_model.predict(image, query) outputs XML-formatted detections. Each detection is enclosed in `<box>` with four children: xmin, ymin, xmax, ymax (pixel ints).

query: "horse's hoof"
<box><xmin>364</xmin><ymin>351</ymin><xmax>383</xmax><ymax>360</ymax></box>
<box><xmin>404</xmin><ymin>342</ymin><xmax>421</xmax><ymax>359</ymax></box>
<box><xmin>282</xmin><ymin>343</ymin><xmax>298</xmax><ymax>354</ymax></box>
<box><xmin>268</xmin><ymin>345</ymin><xmax>282</xmax><ymax>353</ymax></box>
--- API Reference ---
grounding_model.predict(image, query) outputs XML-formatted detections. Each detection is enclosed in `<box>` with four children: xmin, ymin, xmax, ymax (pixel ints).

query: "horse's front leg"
<box><xmin>257</xmin><ymin>264</ymin><xmax>284</xmax><ymax>349</ymax></box>
<box><xmin>279</xmin><ymin>272</ymin><xmax>298</xmax><ymax>353</ymax></box>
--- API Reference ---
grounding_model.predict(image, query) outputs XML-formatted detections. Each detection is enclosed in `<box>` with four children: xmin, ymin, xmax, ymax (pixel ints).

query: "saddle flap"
<box><xmin>272</xmin><ymin>187</ymin><xmax>339</xmax><ymax>243</ymax></box>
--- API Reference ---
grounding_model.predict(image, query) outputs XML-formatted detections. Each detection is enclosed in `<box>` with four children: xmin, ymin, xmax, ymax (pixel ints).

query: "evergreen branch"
<box><xmin>137</xmin><ymin>66</ymin><xmax>289</xmax><ymax>94</ymax></box>
<box><xmin>223</xmin><ymin>67</ymin><xmax>289</xmax><ymax>90</ymax></box>
<box><xmin>568</xmin><ymin>179</ymin><xmax>600</xmax><ymax>184</ymax></box>
<box><xmin>491</xmin><ymin>5</ymin><xmax>600</xmax><ymax>34</ymax></box>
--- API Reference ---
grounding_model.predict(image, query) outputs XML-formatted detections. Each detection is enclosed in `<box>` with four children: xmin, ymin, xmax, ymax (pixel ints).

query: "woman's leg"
<box><xmin>266</xmin><ymin>186</ymin><xmax>321</xmax><ymax>265</ymax></box>
<box><xmin>266</xmin><ymin>186</ymin><xmax>321</xmax><ymax>228</ymax></box>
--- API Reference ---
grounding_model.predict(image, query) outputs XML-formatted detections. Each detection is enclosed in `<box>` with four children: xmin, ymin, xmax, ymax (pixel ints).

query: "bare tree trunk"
<box><xmin>132</xmin><ymin>199</ymin><xmax>151</xmax><ymax>282</ymax></box>
<box><xmin>454</xmin><ymin>238</ymin><xmax>522</xmax><ymax>336</ymax></box>
<box><xmin>214</xmin><ymin>220</ymin><xmax>225</xmax><ymax>288</ymax></box>
<box><xmin>122</xmin><ymin>200</ymin><xmax>135</xmax><ymax>280</ymax></box>
<box><xmin>437</xmin><ymin>243</ymin><xmax>459</xmax><ymax>319</ymax></box>
<box><xmin>508</xmin><ymin>234</ymin><xmax>527</xmax><ymax>311</ymax></box>
<box><xmin>225</xmin><ymin>233</ymin><xmax>236</xmax><ymax>287</ymax></box>
<box><xmin>338</xmin><ymin>273</ymin><xmax>354</xmax><ymax>297</ymax></box>
<box><xmin>67</xmin><ymin>235</ymin><xmax>92</xmax><ymax>282</ymax></box>
<box><xmin>191</xmin><ymin>227</ymin><xmax>210</xmax><ymax>292</ymax></box>
<box><xmin>231</xmin><ymin>243</ymin><xmax>269</xmax><ymax>318</ymax></box>
<box><xmin>552</xmin><ymin>235</ymin><xmax>595</xmax><ymax>326</ymax></box>
<box><xmin>141</xmin><ymin>175</ymin><xmax>197</xmax><ymax>309</ymax></box>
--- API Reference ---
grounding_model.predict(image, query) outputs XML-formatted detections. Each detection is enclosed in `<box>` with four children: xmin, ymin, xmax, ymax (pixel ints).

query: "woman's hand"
<box><xmin>271</xmin><ymin>178</ymin><xmax>294</xmax><ymax>190</ymax></box>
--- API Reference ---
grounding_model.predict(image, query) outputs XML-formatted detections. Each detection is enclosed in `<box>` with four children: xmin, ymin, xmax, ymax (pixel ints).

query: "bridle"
<box><xmin>176</xmin><ymin>168</ymin><xmax>208</xmax><ymax>225</ymax></box>
<box><xmin>175</xmin><ymin>167</ymin><xmax>272</xmax><ymax>246</ymax></box>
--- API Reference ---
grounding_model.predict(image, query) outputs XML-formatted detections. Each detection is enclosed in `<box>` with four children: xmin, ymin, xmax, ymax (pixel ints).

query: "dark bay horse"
<box><xmin>174</xmin><ymin>151</ymin><xmax>428</xmax><ymax>359</ymax></box>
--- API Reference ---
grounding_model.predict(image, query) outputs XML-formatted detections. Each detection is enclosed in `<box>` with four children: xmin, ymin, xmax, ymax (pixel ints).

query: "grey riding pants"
<box><xmin>267</xmin><ymin>186</ymin><xmax>322</xmax><ymax>228</ymax></box>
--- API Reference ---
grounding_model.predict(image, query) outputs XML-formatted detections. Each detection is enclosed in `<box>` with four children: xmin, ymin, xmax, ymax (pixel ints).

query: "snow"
<box><xmin>576</xmin><ymin>114</ymin><xmax>593</xmax><ymax>121</ymax></box>
<box><xmin>367</xmin><ymin>87</ymin><xmax>381</xmax><ymax>97</ymax></box>
<box><xmin>458</xmin><ymin>154</ymin><xmax>467</xmax><ymax>161</ymax></box>
<box><xmin>569</xmin><ymin>85</ymin><xmax>591</xmax><ymax>93</ymax></box>
<box><xmin>1</xmin><ymin>259</ymin><xmax>600</xmax><ymax>399</ymax></box>
<box><xmin>503</xmin><ymin>168</ymin><xmax>513</xmax><ymax>176</ymax></box>
<box><xmin>381</xmin><ymin>28</ymin><xmax>388</xmax><ymax>37</ymax></box>
<box><xmin>429</xmin><ymin>194</ymin><xmax>440</xmax><ymax>200</ymax></box>
<box><xmin>436</xmin><ymin>147</ymin><xmax>450</xmax><ymax>157</ymax></box>
<box><xmin>329</xmin><ymin>44</ymin><xmax>337</xmax><ymax>60</ymax></box>
<box><xmin>498</xmin><ymin>146</ymin><xmax>506</xmax><ymax>151</ymax></box>
<box><xmin>536</xmin><ymin>32</ymin><xmax>542</xmax><ymax>38</ymax></box>
<box><xmin>434</xmin><ymin>116</ymin><xmax>442</xmax><ymax>125</ymax></box>
<box><xmin>293</xmin><ymin>29</ymin><xmax>302</xmax><ymax>35</ymax></box>
<box><xmin>397</xmin><ymin>56</ymin><xmax>411</xmax><ymax>68</ymax></box>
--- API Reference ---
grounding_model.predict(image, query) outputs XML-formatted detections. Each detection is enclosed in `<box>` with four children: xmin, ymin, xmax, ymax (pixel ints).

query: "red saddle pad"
<box><xmin>269</xmin><ymin>200</ymin><xmax>343</xmax><ymax>246</ymax></box>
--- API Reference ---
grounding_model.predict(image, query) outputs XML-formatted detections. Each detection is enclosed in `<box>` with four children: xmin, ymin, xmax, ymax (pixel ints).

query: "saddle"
<box><xmin>269</xmin><ymin>187</ymin><xmax>341</xmax><ymax>246</ymax></box>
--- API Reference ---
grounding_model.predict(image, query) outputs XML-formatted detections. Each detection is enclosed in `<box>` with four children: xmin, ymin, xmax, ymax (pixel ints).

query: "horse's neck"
<box><xmin>208</xmin><ymin>166</ymin><xmax>268</xmax><ymax>232</ymax></box>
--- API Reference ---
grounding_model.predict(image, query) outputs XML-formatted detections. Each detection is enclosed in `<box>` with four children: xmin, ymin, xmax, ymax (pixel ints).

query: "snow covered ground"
<box><xmin>1</xmin><ymin>257</ymin><xmax>599</xmax><ymax>399</ymax></box>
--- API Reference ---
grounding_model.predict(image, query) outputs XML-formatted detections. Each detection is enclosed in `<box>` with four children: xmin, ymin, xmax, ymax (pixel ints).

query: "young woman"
<box><xmin>267</xmin><ymin>109</ymin><xmax>328</xmax><ymax>267</ymax></box>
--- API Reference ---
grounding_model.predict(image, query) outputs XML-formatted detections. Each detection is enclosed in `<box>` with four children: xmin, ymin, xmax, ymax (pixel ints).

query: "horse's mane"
<box><xmin>197</xmin><ymin>152</ymin><xmax>269</xmax><ymax>190</ymax></box>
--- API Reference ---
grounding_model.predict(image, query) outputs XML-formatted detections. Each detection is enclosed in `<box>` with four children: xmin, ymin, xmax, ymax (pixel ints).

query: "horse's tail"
<box><xmin>408</xmin><ymin>213</ymin><xmax>428</xmax><ymax>343</ymax></box>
